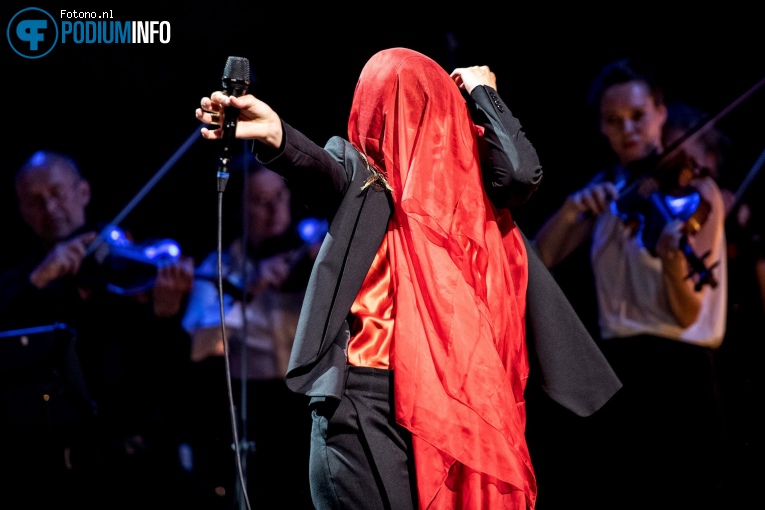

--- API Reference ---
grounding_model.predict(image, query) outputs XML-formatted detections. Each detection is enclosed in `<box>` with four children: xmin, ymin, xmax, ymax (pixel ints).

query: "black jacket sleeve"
<box><xmin>253</xmin><ymin>121</ymin><xmax>350</xmax><ymax>220</ymax></box>
<box><xmin>470</xmin><ymin>85</ymin><xmax>543</xmax><ymax>209</ymax></box>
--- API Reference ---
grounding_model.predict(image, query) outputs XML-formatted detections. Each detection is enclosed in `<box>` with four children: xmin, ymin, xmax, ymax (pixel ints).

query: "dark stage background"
<box><xmin>3</xmin><ymin>3</ymin><xmax>765</xmax><ymax>508</ymax></box>
<box><xmin>3</xmin><ymin>3</ymin><xmax>764</xmax><ymax>265</ymax></box>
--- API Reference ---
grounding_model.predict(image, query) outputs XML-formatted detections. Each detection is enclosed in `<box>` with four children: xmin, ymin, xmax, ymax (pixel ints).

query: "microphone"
<box><xmin>217</xmin><ymin>56</ymin><xmax>251</xmax><ymax>191</ymax></box>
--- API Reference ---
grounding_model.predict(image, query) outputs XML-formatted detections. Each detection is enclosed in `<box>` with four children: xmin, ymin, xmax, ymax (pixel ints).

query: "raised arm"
<box><xmin>196</xmin><ymin>91</ymin><xmax>349</xmax><ymax>219</ymax></box>
<box><xmin>534</xmin><ymin>180</ymin><xmax>620</xmax><ymax>268</ymax></box>
<box><xmin>451</xmin><ymin>65</ymin><xmax>543</xmax><ymax>209</ymax></box>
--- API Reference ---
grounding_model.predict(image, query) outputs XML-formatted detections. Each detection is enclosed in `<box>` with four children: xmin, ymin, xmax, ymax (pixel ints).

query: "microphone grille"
<box><xmin>223</xmin><ymin>56</ymin><xmax>251</xmax><ymax>83</ymax></box>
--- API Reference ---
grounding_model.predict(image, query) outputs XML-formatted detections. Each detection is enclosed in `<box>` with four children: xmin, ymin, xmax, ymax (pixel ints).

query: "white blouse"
<box><xmin>591</xmin><ymin>177</ymin><xmax>728</xmax><ymax>348</ymax></box>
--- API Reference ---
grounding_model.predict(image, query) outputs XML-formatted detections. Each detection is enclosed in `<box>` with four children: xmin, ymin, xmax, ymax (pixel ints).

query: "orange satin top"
<box><xmin>347</xmin><ymin>235</ymin><xmax>393</xmax><ymax>369</ymax></box>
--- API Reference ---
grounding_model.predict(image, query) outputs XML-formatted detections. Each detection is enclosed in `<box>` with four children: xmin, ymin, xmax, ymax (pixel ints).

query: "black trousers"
<box><xmin>308</xmin><ymin>366</ymin><xmax>418</xmax><ymax>510</ymax></box>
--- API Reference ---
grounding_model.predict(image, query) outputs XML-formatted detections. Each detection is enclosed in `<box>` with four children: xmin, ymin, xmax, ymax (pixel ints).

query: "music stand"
<box><xmin>0</xmin><ymin>323</ymin><xmax>95</xmax><ymax>428</ymax></box>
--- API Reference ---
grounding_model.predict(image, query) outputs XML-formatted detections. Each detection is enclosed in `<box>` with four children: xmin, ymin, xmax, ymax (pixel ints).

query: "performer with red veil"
<box><xmin>196</xmin><ymin>47</ymin><xmax>620</xmax><ymax>510</ymax></box>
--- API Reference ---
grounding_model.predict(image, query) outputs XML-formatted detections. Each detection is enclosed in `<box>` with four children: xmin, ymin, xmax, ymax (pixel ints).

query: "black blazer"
<box><xmin>257</xmin><ymin>86</ymin><xmax>621</xmax><ymax>417</ymax></box>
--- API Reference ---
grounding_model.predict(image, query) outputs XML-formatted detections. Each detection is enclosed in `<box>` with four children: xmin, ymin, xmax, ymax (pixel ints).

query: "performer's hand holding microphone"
<box><xmin>197</xmin><ymin>56</ymin><xmax>284</xmax><ymax>156</ymax></box>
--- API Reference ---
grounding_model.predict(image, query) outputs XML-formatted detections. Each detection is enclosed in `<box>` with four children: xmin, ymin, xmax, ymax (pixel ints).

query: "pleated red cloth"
<box><xmin>347</xmin><ymin>47</ymin><xmax>535</xmax><ymax>509</ymax></box>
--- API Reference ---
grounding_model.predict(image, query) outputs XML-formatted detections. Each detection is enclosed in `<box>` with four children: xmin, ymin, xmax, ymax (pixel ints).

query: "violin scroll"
<box><xmin>680</xmin><ymin>239</ymin><xmax>719</xmax><ymax>291</ymax></box>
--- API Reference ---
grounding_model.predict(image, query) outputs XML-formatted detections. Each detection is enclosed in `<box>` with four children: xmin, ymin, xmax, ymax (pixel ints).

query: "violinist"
<box><xmin>0</xmin><ymin>150</ymin><xmax>203</xmax><ymax>510</ymax></box>
<box><xmin>181</xmin><ymin>158</ymin><xmax>320</xmax><ymax>509</ymax></box>
<box><xmin>532</xmin><ymin>58</ymin><xmax>727</xmax><ymax>510</ymax></box>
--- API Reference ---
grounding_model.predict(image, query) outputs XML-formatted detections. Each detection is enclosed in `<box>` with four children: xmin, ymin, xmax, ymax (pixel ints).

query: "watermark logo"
<box><xmin>7</xmin><ymin>8</ymin><xmax>171</xmax><ymax>59</ymax></box>
<box><xmin>7</xmin><ymin>7</ymin><xmax>58</xmax><ymax>59</ymax></box>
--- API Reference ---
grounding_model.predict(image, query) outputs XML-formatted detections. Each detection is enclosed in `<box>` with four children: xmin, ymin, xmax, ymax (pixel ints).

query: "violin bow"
<box><xmin>610</xmin><ymin>75</ymin><xmax>765</xmax><ymax>291</ymax></box>
<box><xmin>85</xmin><ymin>126</ymin><xmax>202</xmax><ymax>258</ymax></box>
<box><xmin>617</xmin><ymin>74</ymin><xmax>765</xmax><ymax>198</ymax></box>
<box><xmin>729</xmin><ymin>145</ymin><xmax>765</xmax><ymax>214</ymax></box>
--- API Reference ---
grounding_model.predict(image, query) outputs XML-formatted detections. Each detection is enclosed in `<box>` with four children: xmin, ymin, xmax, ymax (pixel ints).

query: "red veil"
<box><xmin>348</xmin><ymin>48</ymin><xmax>535</xmax><ymax>509</ymax></box>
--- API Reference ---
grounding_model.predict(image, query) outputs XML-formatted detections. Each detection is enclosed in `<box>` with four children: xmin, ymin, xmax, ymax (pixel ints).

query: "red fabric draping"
<box><xmin>347</xmin><ymin>48</ymin><xmax>535</xmax><ymax>509</ymax></box>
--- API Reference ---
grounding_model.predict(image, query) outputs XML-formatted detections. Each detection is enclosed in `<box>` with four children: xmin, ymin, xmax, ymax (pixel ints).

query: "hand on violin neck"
<box><xmin>655</xmin><ymin>219</ymin><xmax>685</xmax><ymax>261</ymax></box>
<box><xmin>244</xmin><ymin>252</ymin><xmax>294</xmax><ymax>297</ymax></box>
<box><xmin>151</xmin><ymin>255</ymin><xmax>195</xmax><ymax>318</ymax></box>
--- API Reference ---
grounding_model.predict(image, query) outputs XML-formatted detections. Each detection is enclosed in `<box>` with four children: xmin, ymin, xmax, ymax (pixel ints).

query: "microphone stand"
<box><xmin>211</xmin><ymin>55</ymin><xmax>254</xmax><ymax>510</ymax></box>
<box><xmin>214</xmin><ymin>152</ymin><xmax>252</xmax><ymax>510</ymax></box>
<box><xmin>236</xmin><ymin>145</ymin><xmax>256</xmax><ymax>510</ymax></box>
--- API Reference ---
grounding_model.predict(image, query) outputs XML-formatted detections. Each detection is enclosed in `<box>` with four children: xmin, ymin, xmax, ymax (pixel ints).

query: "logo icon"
<box><xmin>7</xmin><ymin>7</ymin><xmax>58</xmax><ymax>59</ymax></box>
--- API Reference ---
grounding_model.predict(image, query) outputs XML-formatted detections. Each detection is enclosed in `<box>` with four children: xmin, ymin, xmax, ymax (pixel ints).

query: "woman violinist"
<box><xmin>532</xmin><ymin>58</ymin><xmax>728</xmax><ymax>510</ymax></box>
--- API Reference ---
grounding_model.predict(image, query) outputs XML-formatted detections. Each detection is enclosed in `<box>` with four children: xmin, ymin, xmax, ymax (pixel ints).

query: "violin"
<box><xmin>612</xmin><ymin>149</ymin><xmax>719</xmax><ymax>291</ymax></box>
<box><xmin>193</xmin><ymin>216</ymin><xmax>328</xmax><ymax>300</ymax></box>
<box><xmin>83</xmin><ymin>225</ymin><xmax>183</xmax><ymax>296</ymax></box>
<box><xmin>609</xmin><ymin>73</ymin><xmax>765</xmax><ymax>291</ymax></box>
<box><xmin>70</xmin><ymin>125</ymin><xmax>203</xmax><ymax>297</ymax></box>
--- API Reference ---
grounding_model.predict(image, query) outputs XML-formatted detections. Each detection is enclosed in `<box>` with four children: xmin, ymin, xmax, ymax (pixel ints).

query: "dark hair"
<box><xmin>663</xmin><ymin>101</ymin><xmax>726</xmax><ymax>150</ymax></box>
<box><xmin>586</xmin><ymin>57</ymin><xmax>665</xmax><ymax>113</ymax></box>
